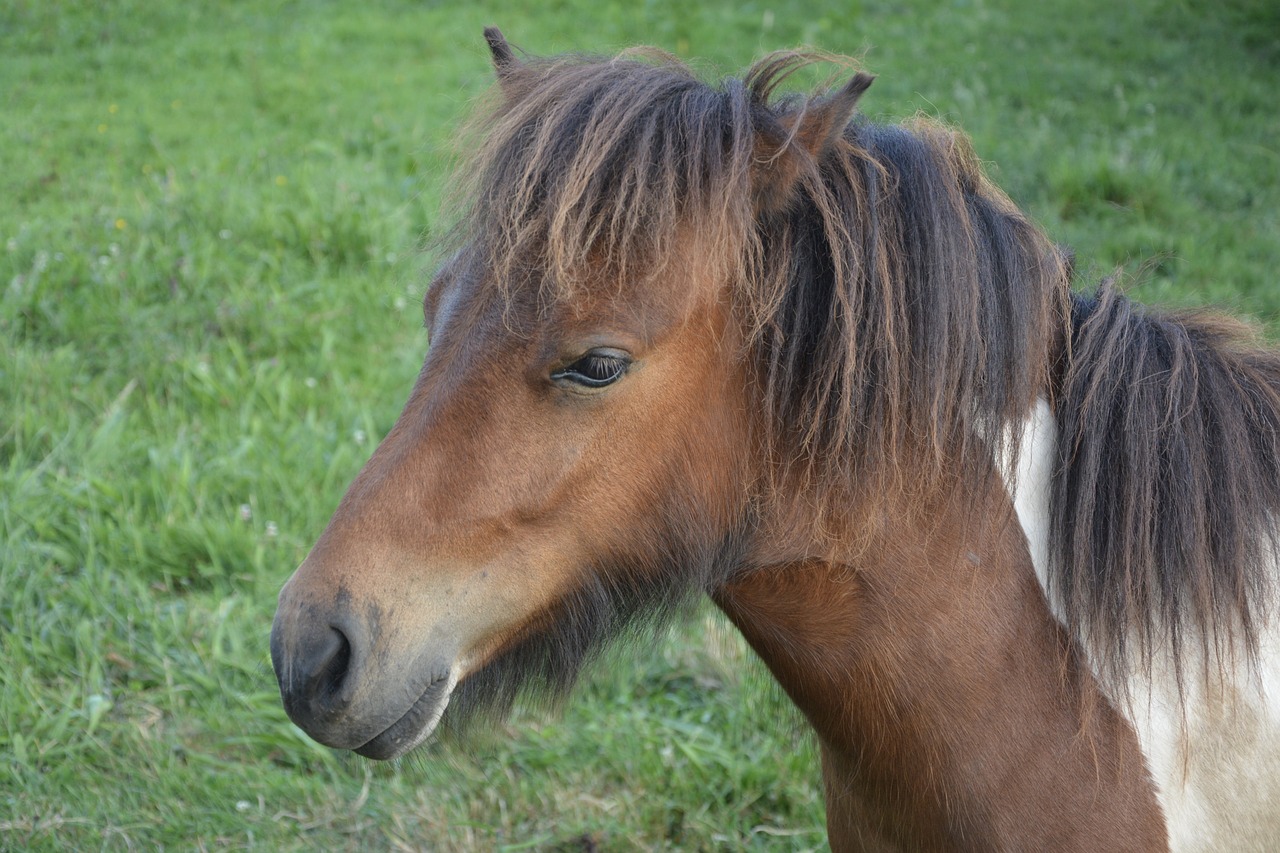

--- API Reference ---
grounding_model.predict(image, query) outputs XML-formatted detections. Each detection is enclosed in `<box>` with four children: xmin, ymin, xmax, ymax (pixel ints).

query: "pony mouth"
<box><xmin>354</xmin><ymin>669</ymin><xmax>458</xmax><ymax>760</ymax></box>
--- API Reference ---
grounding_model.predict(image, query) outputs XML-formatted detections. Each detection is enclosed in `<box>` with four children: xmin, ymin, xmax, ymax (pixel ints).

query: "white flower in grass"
<box><xmin>265</xmin><ymin>521</ymin><xmax>279</xmax><ymax>539</ymax></box>
<box><xmin>239</xmin><ymin>504</ymin><xmax>252</xmax><ymax>522</ymax></box>
<box><xmin>86</xmin><ymin>694</ymin><xmax>112</xmax><ymax>728</ymax></box>
<box><xmin>352</xmin><ymin>429</ymin><xmax>367</xmax><ymax>446</ymax></box>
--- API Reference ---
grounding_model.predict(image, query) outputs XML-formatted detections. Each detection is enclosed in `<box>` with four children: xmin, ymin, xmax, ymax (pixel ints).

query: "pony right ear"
<box><xmin>483</xmin><ymin>27</ymin><xmax>520</xmax><ymax>83</ymax></box>
<box><xmin>782</xmin><ymin>73</ymin><xmax>874</xmax><ymax>160</ymax></box>
<box><xmin>752</xmin><ymin>72</ymin><xmax>874</xmax><ymax>215</ymax></box>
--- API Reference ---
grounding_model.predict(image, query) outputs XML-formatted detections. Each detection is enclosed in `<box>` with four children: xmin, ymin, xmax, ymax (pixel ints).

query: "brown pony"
<box><xmin>271</xmin><ymin>30</ymin><xmax>1280</xmax><ymax>850</ymax></box>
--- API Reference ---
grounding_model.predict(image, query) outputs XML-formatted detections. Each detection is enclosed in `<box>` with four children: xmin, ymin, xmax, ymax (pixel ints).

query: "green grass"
<box><xmin>2</xmin><ymin>0</ymin><xmax>1277</xmax><ymax>849</ymax></box>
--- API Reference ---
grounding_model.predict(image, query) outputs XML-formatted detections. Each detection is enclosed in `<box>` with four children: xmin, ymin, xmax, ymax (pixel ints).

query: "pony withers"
<box><xmin>271</xmin><ymin>30</ymin><xmax>1280</xmax><ymax>851</ymax></box>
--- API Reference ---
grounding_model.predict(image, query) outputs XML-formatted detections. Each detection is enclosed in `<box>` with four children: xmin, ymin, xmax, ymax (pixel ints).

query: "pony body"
<box><xmin>271</xmin><ymin>31</ymin><xmax>1280</xmax><ymax>850</ymax></box>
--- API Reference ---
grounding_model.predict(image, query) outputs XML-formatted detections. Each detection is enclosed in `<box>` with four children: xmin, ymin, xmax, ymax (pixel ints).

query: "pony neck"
<box><xmin>713</xmin><ymin>478</ymin><xmax>1168</xmax><ymax>851</ymax></box>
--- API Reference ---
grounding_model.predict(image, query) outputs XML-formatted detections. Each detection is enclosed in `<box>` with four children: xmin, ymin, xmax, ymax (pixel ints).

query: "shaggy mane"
<box><xmin>1054</xmin><ymin>283</ymin><xmax>1280</xmax><ymax>690</ymax></box>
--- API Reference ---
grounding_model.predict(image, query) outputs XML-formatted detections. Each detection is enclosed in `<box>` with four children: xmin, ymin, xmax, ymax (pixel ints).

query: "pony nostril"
<box><xmin>271</xmin><ymin>602</ymin><xmax>369</xmax><ymax>740</ymax></box>
<box><xmin>304</xmin><ymin>627</ymin><xmax>353</xmax><ymax>705</ymax></box>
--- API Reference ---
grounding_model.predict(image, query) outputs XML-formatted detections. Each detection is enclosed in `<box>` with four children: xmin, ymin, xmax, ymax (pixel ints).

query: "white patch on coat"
<box><xmin>1003</xmin><ymin>399</ymin><xmax>1280</xmax><ymax>852</ymax></box>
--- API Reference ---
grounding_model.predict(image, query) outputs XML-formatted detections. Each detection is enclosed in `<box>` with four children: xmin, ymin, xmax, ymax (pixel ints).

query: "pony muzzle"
<box><xmin>269</xmin><ymin>587</ymin><xmax>460</xmax><ymax>759</ymax></box>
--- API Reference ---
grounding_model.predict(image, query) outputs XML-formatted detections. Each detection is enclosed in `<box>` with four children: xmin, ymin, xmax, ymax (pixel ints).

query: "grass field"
<box><xmin>2</xmin><ymin>0</ymin><xmax>1277</xmax><ymax>849</ymax></box>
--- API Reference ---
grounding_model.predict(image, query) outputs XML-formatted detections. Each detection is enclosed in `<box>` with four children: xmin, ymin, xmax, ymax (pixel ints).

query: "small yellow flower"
<box><xmin>171</xmin><ymin>99</ymin><xmax>181</xmax><ymax>109</ymax></box>
<box><xmin>115</xmin><ymin>218</ymin><xmax>127</xmax><ymax>230</ymax></box>
<box><xmin>109</xmin><ymin>103</ymin><xmax>118</xmax><ymax>114</ymax></box>
<box><xmin>275</xmin><ymin>175</ymin><xmax>287</xmax><ymax>187</ymax></box>
<box><xmin>98</xmin><ymin>123</ymin><xmax>107</xmax><ymax>133</ymax></box>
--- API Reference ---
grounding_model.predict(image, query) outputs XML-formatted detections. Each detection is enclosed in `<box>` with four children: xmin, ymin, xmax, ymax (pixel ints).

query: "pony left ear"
<box><xmin>483</xmin><ymin>27</ymin><xmax>521</xmax><ymax>82</ymax></box>
<box><xmin>781</xmin><ymin>72</ymin><xmax>875</xmax><ymax>159</ymax></box>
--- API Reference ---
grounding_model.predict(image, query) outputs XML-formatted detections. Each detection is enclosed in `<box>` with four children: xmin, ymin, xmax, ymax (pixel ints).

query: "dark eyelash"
<box><xmin>551</xmin><ymin>352</ymin><xmax>630</xmax><ymax>388</ymax></box>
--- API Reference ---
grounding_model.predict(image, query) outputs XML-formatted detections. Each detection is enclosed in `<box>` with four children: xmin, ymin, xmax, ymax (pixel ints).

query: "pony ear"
<box><xmin>782</xmin><ymin>72</ymin><xmax>875</xmax><ymax>158</ymax></box>
<box><xmin>754</xmin><ymin>72</ymin><xmax>875</xmax><ymax>213</ymax></box>
<box><xmin>483</xmin><ymin>27</ymin><xmax>520</xmax><ymax>82</ymax></box>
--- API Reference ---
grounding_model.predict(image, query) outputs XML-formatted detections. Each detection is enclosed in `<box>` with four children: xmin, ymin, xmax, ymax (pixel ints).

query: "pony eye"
<box><xmin>551</xmin><ymin>350</ymin><xmax>630</xmax><ymax>388</ymax></box>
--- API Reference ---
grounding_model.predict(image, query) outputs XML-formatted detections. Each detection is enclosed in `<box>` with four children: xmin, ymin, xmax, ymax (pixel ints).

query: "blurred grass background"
<box><xmin>2</xmin><ymin>0</ymin><xmax>1276</xmax><ymax>849</ymax></box>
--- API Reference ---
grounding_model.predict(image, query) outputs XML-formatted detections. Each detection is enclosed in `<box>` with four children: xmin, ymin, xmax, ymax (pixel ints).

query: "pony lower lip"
<box><xmin>354</xmin><ymin>671</ymin><xmax>455</xmax><ymax>760</ymax></box>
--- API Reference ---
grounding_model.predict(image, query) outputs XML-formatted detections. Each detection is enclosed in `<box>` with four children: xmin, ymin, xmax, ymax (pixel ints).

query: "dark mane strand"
<box><xmin>450</xmin><ymin>49</ymin><xmax>757</xmax><ymax>299</ymax></box>
<box><xmin>1053</xmin><ymin>282</ymin><xmax>1280</xmax><ymax>692</ymax></box>
<box><xmin>751</xmin><ymin>118</ymin><xmax>1067</xmax><ymax>509</ymax></box>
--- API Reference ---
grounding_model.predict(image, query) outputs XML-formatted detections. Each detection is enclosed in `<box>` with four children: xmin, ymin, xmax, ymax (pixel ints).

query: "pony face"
<box><xmin>270</xmin><ymin>235</ymin><xmax>754</xmax><ymax>759</ymax></box>
<box><xmin>269</xmin><ymin>27</ymin><xmax>1046</xmax><ymax>762</ymax></box>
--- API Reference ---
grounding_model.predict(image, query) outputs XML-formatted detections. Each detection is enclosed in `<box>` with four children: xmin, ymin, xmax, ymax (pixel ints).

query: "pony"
<box><xmin>271</xmin><ymin>29</ymin><xmax>1280</xmax><ymax>850</ymax></box>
